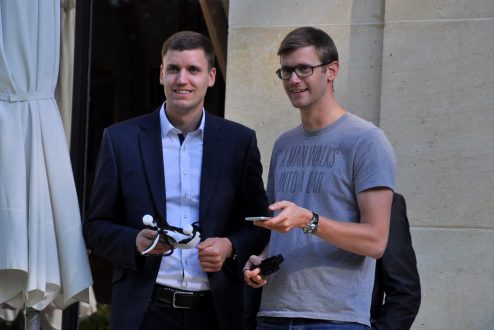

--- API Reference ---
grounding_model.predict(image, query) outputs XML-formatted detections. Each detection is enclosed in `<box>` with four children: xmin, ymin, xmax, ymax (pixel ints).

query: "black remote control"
<box><xmin>250</xmin><ymin>254</ymin><xmax>284</xmax><ymax>276</ymax></box>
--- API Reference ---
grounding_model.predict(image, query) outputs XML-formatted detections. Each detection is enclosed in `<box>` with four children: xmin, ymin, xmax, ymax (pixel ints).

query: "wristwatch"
<box><xmin>303</xmin><ymin>212</ymin><xmax>319</xmax><ymax>234</ymax></box>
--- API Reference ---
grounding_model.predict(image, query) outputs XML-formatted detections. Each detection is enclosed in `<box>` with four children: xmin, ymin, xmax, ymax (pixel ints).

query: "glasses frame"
<box><xmin>276</xmin><ymin>62</ymin><xmax>333</xmax><ymax>80</ymax></box>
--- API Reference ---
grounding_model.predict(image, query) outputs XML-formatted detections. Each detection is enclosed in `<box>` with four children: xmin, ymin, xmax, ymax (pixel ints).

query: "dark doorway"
<box><xmin>71</xmin><ymin>0</ymin><xmax>226</xmax><ymax>310</ymax></box>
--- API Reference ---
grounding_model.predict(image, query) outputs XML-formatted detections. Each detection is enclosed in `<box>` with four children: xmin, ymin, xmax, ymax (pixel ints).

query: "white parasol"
<box><xmin>0</xmin><ymin>0</ymin><xmax>92</xmax><ymax>327</ymax></box>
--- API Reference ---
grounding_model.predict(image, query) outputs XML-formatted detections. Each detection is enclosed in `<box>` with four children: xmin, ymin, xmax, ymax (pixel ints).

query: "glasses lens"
<box><xmin>276</xmin><ymin>69</ymin><xmax>290</xmax><ymax>80</ymax></box>
<box><xmin>281</xmin><ymin>69</ymin><xmax>293</xmax><ymax>80</ymax></box>
<box><xmin>276</xmin><ymin>69</ymin><xmax>283</xmax><ymax>79</ymax></box>
<box><xmin>295</xmin><ymin>66</ymin><xmax>313</xmax><ymax>77</ymax></box>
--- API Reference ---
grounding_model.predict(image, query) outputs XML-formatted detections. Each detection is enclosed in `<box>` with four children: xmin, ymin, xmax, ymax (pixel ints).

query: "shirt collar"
<box><xmin>159</xmin><ymin>102</ymin><xmax>205</xmax><ymax>139</ymax></box>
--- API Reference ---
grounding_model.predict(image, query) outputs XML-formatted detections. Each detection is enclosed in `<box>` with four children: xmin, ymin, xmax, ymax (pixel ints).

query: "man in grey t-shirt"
<box><xmin>244</xmin><ymin>27</ymin><xmax>396</xmax><ymax>329</ymax></box>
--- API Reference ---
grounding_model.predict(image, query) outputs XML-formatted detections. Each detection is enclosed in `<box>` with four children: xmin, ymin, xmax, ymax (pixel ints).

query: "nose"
<box><xmin>177</xmin><ymin>69</ymin><xmax>187</xmax><ymax>84</ymax></box>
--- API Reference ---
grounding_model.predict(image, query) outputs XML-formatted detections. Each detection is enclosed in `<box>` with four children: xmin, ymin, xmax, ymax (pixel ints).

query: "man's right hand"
<box><xmin>243</xmin><ymin>255</ymin><xmax>268</xmax><ymax>288</ymax></box>
<box><xmin>136</xmin><ymin>229</ymin><xmax>172</xmax><ymax>255</ymax></box>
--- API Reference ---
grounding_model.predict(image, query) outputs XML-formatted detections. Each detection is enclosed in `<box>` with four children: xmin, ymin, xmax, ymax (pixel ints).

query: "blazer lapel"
<box><xmin>200</xmin><ymin>113</ymin><xmax>222</xmax><ymax>233</ymax></box>
<box><xmin>138</xmin><ymin>110</ymin><xmax>166</xmax><ymax>219</ymax></box>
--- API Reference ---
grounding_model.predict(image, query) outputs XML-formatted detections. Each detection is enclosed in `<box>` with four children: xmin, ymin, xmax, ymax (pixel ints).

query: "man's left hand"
<box><xmin>197</xmin><ymin>237</ymin><xmax>232</xmax><ymax>272</ymax></box>
<box><xmin>254</xmin><ymin>200</ymin><xmax>312</xmax><ymax>233</ymax></box>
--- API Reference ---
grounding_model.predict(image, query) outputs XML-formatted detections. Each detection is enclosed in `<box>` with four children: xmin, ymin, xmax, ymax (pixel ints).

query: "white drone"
<box><xmin>141</xmin><ymin>214</ymin><xmax>202</xmax><ymax>255</ymax></box>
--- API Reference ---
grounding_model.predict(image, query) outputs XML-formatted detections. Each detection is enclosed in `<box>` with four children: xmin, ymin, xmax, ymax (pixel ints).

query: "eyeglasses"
<box><xmin>276</xmin><ymin>62</ymin><xmax>332</xmax><ymax>80</ymax></box>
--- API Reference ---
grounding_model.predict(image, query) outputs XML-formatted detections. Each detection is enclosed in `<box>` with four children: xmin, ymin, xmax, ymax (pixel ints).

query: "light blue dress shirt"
<box><xmin>156</xmin><ymin>104</ymin><xmax>209</xmax><ymax>291</ymax></box>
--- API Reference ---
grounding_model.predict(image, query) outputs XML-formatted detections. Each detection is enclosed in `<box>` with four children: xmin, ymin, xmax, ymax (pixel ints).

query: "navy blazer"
<box><xmin>371</xmin><ymin>193</ymin><xmax>421</xmax><ymax>329</ymax></box>
<box><xmin>83</xmin><ymin>110</ymin><xmax>270</xmax><ymax>330</ymax></box>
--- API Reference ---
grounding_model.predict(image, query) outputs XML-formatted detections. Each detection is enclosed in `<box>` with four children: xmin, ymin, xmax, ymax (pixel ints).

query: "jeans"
<box><xmin>257</xmin><ymin>317</ymin><xmax>370</xmax><ymax>330</ymax></box>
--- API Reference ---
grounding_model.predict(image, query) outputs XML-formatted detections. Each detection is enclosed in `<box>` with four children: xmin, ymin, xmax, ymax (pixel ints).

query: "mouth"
<box><xmin>290</xmin><ymin>88</ymin><xmax>308</xmax><ymax>94</ymax></box>
<box><xmin>174</xmin><ymin>89</ymin><xmax>193</xmax><ymax>95</ymax></box>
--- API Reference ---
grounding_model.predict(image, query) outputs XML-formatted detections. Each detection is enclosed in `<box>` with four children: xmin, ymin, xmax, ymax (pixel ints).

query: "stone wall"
<box><xmin>225</xmin><ymin>0</ymin><xmax>494</xmax><ymax>328</ymax></box>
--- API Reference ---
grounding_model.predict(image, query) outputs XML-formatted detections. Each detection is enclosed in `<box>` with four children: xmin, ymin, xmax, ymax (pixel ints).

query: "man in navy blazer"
<box><xmin>83</xmin><ymin>31</ymin><xmax>269</xmax><ymax>330</ymax></box>
<box><xmin>371</xmin><ymin>193</ymin><xmax>421</xmax><ymax>329</ymax></box>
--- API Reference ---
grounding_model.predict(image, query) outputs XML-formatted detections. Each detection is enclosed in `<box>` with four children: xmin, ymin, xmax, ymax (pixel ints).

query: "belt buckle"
<box><xmin>172</xmin><ymin>291</ymin><xmax>194</xmax><ymax>309</ymax></box>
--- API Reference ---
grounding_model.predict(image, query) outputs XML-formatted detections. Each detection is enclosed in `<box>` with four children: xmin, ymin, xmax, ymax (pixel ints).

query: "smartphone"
<box><xmin>245</xmin><ymin>216</ymin><xmax>271</xmax><ymax>221</ymax></box>
<box><xmin>250</xmin><ymin>254</ymin><xmax>284</xmax><ymax>276</ymax></box>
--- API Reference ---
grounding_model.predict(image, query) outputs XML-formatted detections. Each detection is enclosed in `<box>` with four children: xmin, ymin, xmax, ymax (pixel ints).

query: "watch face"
<box><xmin>303</xmin><ymin>212</ymin><xmax>319</xmax><ymax>234</ymax></box>
<box><xmin>303</xmin><ymin>223</ymin><xmax>315</xmax><ymax>234</ymax></box>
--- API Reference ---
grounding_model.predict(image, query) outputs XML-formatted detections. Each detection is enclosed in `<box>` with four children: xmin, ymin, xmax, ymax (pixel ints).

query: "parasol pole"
<box><xmin>24</xmin><ymin>308</ymin><xmax>41</xmax><ymax>330</ymax></box>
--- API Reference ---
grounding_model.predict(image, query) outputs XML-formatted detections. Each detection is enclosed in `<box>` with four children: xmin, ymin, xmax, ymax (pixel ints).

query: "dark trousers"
<box><xmin>139</xmin><ymin>293</ymin><xmax>220</xmax><ymax>330</ymax></box>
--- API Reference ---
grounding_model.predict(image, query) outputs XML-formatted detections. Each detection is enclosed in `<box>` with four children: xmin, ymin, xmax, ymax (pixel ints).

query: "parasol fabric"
<box><xmin>0</xmin><ymin>0</ymin><xmax>92</xmax><ymax>311</ymax></box>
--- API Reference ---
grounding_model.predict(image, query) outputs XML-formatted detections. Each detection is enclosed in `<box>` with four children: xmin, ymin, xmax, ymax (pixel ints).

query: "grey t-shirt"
<box><xmin>259</xmin><ymin>113</ymin><xmax>396</xmax><ymax>326</ymax></box>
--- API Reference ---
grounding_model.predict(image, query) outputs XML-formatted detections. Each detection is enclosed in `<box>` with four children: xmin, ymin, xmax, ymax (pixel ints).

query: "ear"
<box><xmin>159</xmin><ymin>64</ymin><xmax>164</xmax><ymax>85</ymax></box>
<box><xmin>208</xmin><ymin>67</ymin><xmax>217</xmax><ymax>87</ymax></box>
<box><xmin>327</xmin><ymin>61</ymin><xmax>339</xmax><ymax>83</ymax></box>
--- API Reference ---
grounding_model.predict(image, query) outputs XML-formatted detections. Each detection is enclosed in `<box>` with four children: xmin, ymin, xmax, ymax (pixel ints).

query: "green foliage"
<box><xmin>79</xmin><ymin>304</ymin><xmax>111</xmax><ymax>330</ymax></box>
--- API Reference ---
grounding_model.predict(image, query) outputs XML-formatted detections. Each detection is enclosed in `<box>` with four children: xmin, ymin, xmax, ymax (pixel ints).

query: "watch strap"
<box><xmin>303</xmin><ymin>212</ymin><xmax>319</xmax><ymax>234</ymax></box>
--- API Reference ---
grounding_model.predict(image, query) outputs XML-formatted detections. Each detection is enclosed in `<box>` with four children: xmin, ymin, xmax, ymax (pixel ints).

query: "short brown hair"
<box><xmin>161</xmin><ymin>31</ymin><xmax>215</xmax><ymax>69</ymax></box>
<box><xmin>277</xmin><ymin>26</ymin><xmax>338</xmax><ymax>63</ymax></box>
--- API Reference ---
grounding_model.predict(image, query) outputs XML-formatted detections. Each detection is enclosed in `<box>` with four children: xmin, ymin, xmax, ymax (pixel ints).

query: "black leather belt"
<box><xmin>152</xmin><ymin>285</ymin><xmax>211</xmax><ymax>309</ymax></box>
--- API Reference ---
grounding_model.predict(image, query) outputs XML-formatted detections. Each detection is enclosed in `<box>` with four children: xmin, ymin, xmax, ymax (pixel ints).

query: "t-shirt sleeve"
<box><xmin>353</xmin><ymin>127</ymin><xmax>396</xmax><ymax>193</ymax></box>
